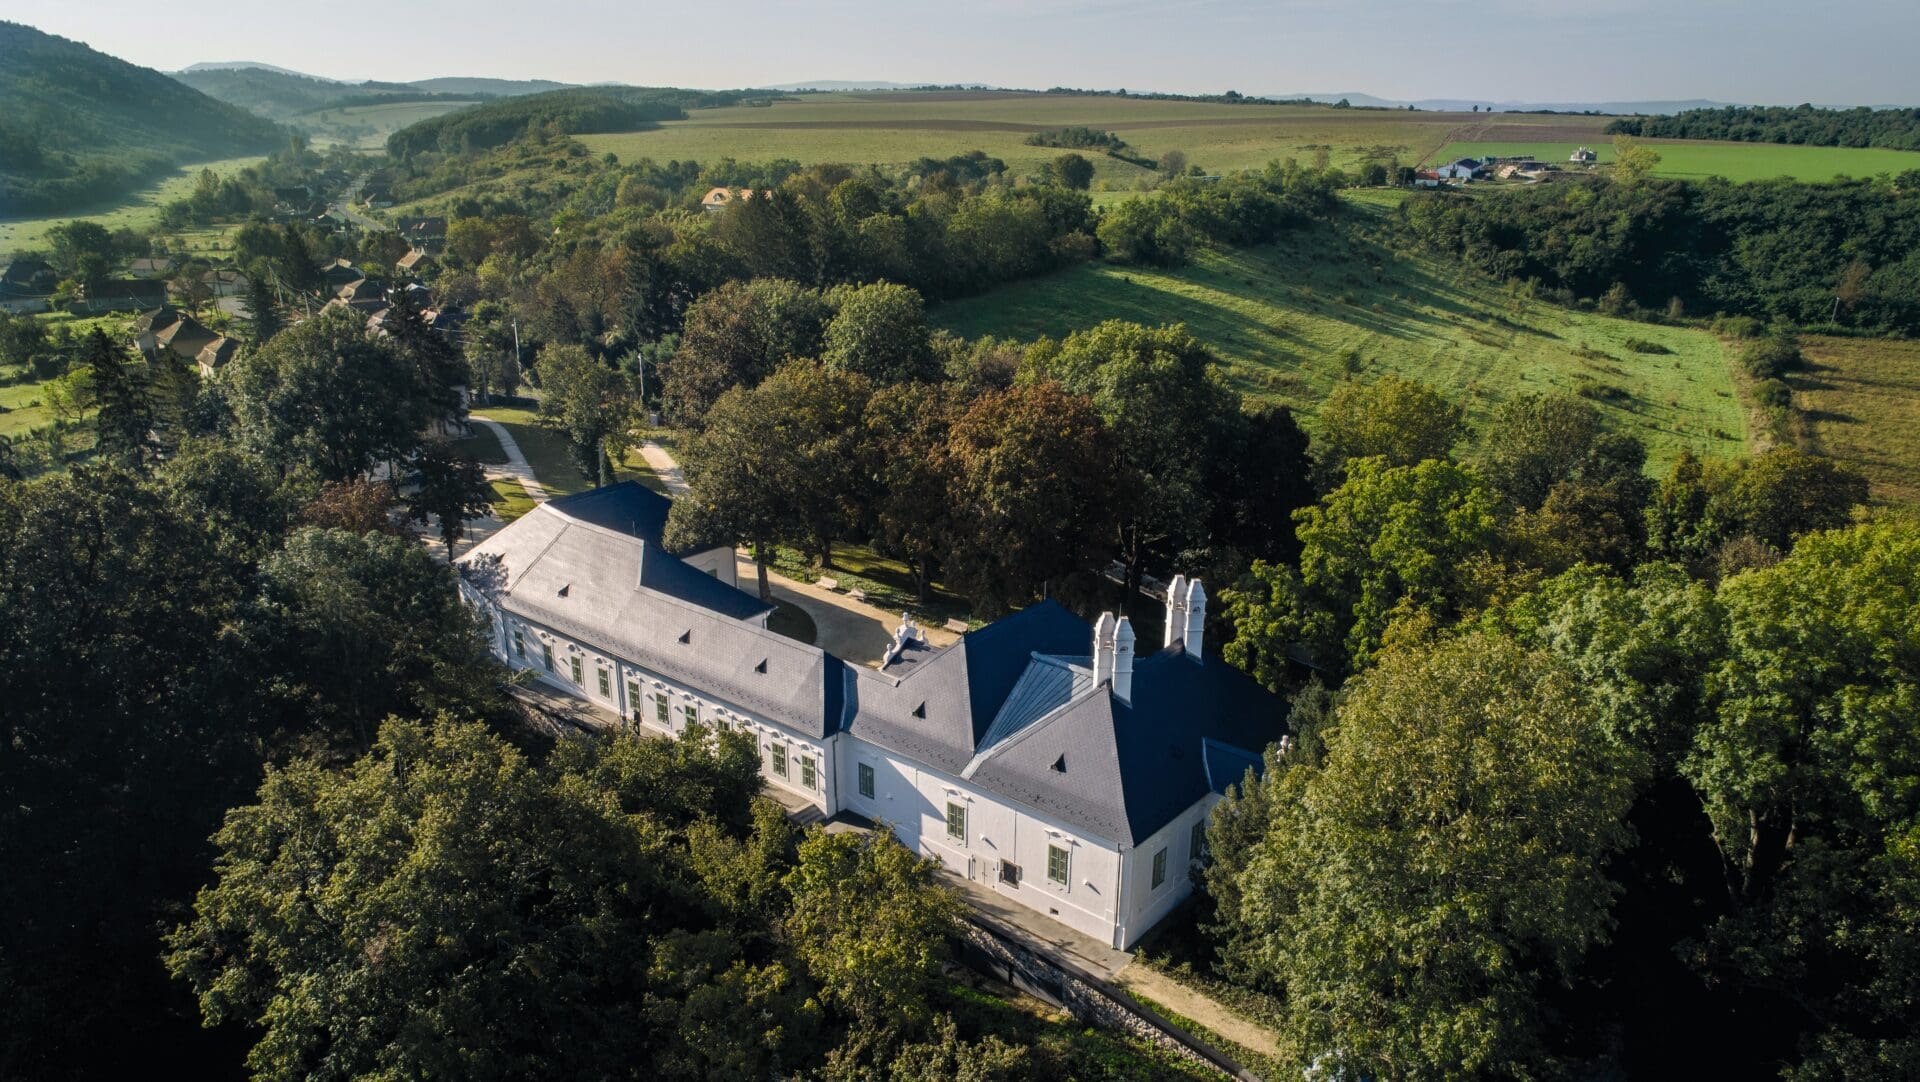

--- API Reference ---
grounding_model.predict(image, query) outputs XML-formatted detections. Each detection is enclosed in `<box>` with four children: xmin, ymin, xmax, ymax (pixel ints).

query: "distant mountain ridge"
<box><xmin>179</xmin><ymin>60</ymin><xmax>342</xmax><ymax>81</ymax></box>
<box><xmin>0</xmin><ymin>22</ymin><xmax>284</xmax><ymax>216</ymax></box>
<box><xmin>172</xmin><ymin>64</ymin><xmax>578</xmax><ymax>121</ymax></box>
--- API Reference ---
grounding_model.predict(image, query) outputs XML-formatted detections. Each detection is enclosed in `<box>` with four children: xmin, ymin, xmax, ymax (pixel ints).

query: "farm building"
<box><xmin>1413</xmin><ymin>170</ymin><xmax>1443</xmax><ymax>188</ymax></box>
<box><xmin>1435</xmin><ymin>157</ymin><xmax>1485</xmax><ymax>180</ymax></box>
<box><xmin>458</xmin><ymin>482</ymin><xmax>1289</xmax><ymax>950</ymax></box>
<box><xmin>1571</xmin><ymin>146</ymin><xmax>1598</xmax><ymax>163</ymax></box>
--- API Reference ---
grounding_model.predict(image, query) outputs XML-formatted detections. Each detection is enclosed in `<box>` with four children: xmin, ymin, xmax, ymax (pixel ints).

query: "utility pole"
<box><xmin>511</xmin><ymin>319</ymin><xmax>521</xmax><ymax>401</ymax></box>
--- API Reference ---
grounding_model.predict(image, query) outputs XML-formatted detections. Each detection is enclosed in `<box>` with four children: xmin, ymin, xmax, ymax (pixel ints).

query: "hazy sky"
<box><xmin>8</xmin><ymin>0</ymin><xmax>1917</xmax><ymax>105</ymax></box>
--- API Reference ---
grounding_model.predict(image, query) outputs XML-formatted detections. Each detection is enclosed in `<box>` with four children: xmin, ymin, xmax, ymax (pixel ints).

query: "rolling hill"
<box><xmin>0</xmin><ymin>22</ymin><xmax>284</xmax><ymax>216</ymax></box>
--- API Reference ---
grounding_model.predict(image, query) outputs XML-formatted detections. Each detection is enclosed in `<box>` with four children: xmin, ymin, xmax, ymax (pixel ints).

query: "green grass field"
<box><xmin>0</xmin><ymin>156</ymin><xmax>267</xmax><ymax>256</ymax></box>
<box><xmin>1794</xmin><ymin>335</ymin><xmax>1920</xmax><ymax>504</ymax></box>
<box><xmin>1433</xmin><ymin>139</ymin><xmax>1920</xmax><ymax>182</ymax></box>
<box><xmin>934</xmin><ymin>219</ymin><xmax>1747</xmax><ymax>471</ymax></box>
<box><xmin>581</xmin><ymin>91</ymin><xmax>1612</xmax><ymax>187</ymax></box>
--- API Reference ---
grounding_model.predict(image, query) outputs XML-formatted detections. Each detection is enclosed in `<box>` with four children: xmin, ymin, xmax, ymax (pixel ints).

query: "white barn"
<box><xmin>459</xmin><ymin>483</ymin><xmax>1287</xmax><ymax>949</ymax></box>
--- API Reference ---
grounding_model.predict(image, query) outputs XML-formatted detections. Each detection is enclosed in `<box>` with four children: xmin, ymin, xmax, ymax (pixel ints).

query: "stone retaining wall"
<box><xmin>954</xmin><ymin>918</ymin><xmax>1259</xmax><ymax>1081</ymax></box>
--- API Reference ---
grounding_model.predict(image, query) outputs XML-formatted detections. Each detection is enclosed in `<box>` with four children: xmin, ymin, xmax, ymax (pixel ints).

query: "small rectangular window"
<box><xmin>569</xmin><ymin>656</ymin><xmax>582</xmax><ymax>685</ymax></box>
<box><xmin>654</xmin><ymin>694</ymin><xmax>668</xmax><ymax>727</ymax></box>
<box><xmin>945</xmin><ymin>801</ymin><xmax>966</xmax><ymax>843</ymax></box>
<box><xmin>512</xmin><ymin>627</ymin><xmax>524</xmax><ymax>658</ymax></box>
<box><xmin>682</xmin><ymin>703</ymin><xmax>697</xmax><ymax>729</ymax></box>
<box><xmin>1152</xmin><ymin>847</ymin><xmax>1168</xmax><ymax>889</ymax></box>
<box><xmin>541</xmin><ymin>642</ymin><xmax>554</xmax><ymax>671</ymax></box>
<box><xmin>626</xmin><ymin>680</ymin><xmax>639</xmax><ymax>713</ymax></box>
<box><xmin>1000</xmin><ymin>860</ymin><xmax>1021</xmax><ymax>887</ymax></box>
<box><xmin>1047</xmin><ymin>844</ymin><xmax>1069</xmax><ymax>886</ymax></box>
<box><xmin>800</xmin><ymin>755</ymin><xmax>816</xmax><ymax>789</ymax></box>
<box><xmin>597</xmin><ymin>668</ymin><xmax>610</xmax><ymax>696</ymax></box>
<box><xmin>1190</xmin><ymin>821</ymin><xmax>1208</xmax><ymax>865</ymax></box>
<box><xmin>772</xmin><ymin>743</ymin><xmax>788</xmax><ymax>777</ymax></box>
<box><xmin>857</xmin><ymin>762</ymin><xmax>875</xmax><ymax>799</ymax></box>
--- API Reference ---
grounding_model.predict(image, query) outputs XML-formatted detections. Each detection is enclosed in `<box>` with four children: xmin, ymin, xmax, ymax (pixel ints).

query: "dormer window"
<box><xmin>677</xmin><ymin>629</ymin><xmax>691</xmax><ymax>644</ymax></box>
<box><xmin>1051</xmin><ymin>754</ymin><xmax>1067</xmax><ymax>773</ymax></box>
<box><xmin>755</xmin><ymin>658</ymin><xmax>768</xmax><ymax>674</ymax></box>
<box><xmin>912</xmin><ymin>702</ymin><xmax>926</xmax><ymax>718</ymax></box>
<box><xmin>557</xmin><ymin>583</ymin><xmax>570</xmax><ymax>597</ymax></box>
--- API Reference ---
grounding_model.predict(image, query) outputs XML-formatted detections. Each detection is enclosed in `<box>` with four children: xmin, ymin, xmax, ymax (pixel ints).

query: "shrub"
<box><xmin>1739</xmin><ymin>336</ymin><xmax>1805</xmax><ymax>379</ymax></box>
<box><xmin>1574</xmin><ymin>378</ymin><xmax>1629</xmax><ymax>403</ymax></box>
<box><xmin>1752</xmin><ymin>378</ymin><xmax>1793</xmax><ymax>409</ymax></box>
<box><xmin>1624</xmin><ymin>337</ymin><xmax>1674</xmax><ymax>355</ymax></box>
<box><xmin>1714</xmin><ymin>314</ymin><xmax>1766</xmax><ymax>339</ymax></box>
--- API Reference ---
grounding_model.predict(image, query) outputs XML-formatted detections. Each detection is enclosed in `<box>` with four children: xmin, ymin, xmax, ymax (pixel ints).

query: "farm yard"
<box><xmin>934</xmin><ymin>203</ymin><xmax>1748</xmax><ymax>471</ymax></box>
<box><xmin>580</xmin><ymin>91</ymin><xmax>1614</xmax><ymax>186</ymax></box>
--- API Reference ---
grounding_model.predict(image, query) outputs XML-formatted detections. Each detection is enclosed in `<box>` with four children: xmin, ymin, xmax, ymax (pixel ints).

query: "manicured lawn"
<box><xmin>934</xmin><ymin>220</ymin><xmax>1746</xmax><ymax>472</ymax></box>
<box><xmin>1794</xmin><ymin>335</ymin><xmax>1920</xmax><ymax>504</ymax></box>
<box><xmin>0</xmin><ymin>155</ymin><xmax>266</xmax><ymax>255</ymax></box>
<box><xmin>488</xmin><ymin>477</ymin><xmax>537</xmax><ymax>522</ymax></box>
<box><xmin>452</xmin><ymin>422</ymin><xmax>509</xmax><ymax>465</ymax></box>
<box><xmin>1433</xmin><ymin>139</ymin><xmax>1920</xmax><ymax>183</ymax></box>
<box><xmin>472</xmin><ymin>406</ymin><xmax>593</xmax><ymax>496</ymax></box>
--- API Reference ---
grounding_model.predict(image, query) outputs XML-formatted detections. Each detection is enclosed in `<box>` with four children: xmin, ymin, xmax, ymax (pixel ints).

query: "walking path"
<box><xmin>472</xmin><ymin>415</ymin><xmax>549</xmax><ymax>500</ymax></box>
<box><xmin>635</xmin><ymin>439</ymin><xmax>687</xmax><ymax>494</ymax></box>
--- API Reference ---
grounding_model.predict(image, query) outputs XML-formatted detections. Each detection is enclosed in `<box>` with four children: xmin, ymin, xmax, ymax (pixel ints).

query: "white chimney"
<box><xmin>1164</xmin><ymin>574</ymin><xmax>1188</xmax><ymax>649</ymax></box>
<box><xmin>1092</xmin><ymin>611</ymin><xmax>1117</xmax><ymax>687</ymax></box>
<box><xmin>1183</xmin><ymin>578</ymin><xmax>1207</xmax><ymax>659</ymax></box>
<box><xmin>1112</xmin><ymin>616</ymin><xmax>1136</xmax><ymax>702</ymax></box>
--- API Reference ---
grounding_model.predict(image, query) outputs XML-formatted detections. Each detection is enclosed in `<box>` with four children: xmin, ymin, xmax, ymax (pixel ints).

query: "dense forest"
<box><xmin>1609</xmin><ymin>104</ymin><xmax>1920</xmax><ymax>150</ymax></box>
<box><xmin>384</xmin><ymin>86</ymin><xmax>772</xmax><ymax>158</ymax></box>
<box><xmin>0</xmin><ymin>22</ymin><xmax>284</xmax><ymax>214</ymax></box>
<box><xmin>1403</xmin><ymin>174</ymin><xmax>1920</xmax><ymax>333</ymax></box>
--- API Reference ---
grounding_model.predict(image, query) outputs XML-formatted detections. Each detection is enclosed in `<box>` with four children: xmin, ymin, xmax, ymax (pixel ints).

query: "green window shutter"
<box><xmin>1048</xmin><ymin>844</ymin><xmax>1069</xmax><ymax>885</ymax></box>
<box><xmin>1152</xmin><ymin>847</ymin><xmax>1168</xmax><ymax>888</ymax></box>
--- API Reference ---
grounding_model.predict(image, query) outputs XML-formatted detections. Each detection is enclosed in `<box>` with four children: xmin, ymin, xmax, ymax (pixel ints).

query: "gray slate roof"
<box><xmin>460</xmin><ymin>495</ymin><xmax>847</xmax><ymax>737</ymax></box>
<box><xmin>847</xmin><ymin>601</ymin><xmax>1288</xmax><ymax>847</ymax></box>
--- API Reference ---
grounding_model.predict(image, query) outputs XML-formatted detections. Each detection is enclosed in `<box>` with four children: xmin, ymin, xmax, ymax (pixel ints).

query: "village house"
<box><xmin>700</xmin><ymin>187</ymin><xmax>773</xmax><ymax>212</ymax></box>
<box><xmin>74</xmin><ymin>278</ymin><xmax>168</xmax><ymax>314</ymax></box>
<box><xmin>0</xmin><ymin>259</ymin><xmax>55</xmax><ymax>314</ymax></box>
<box><xmin>396</xmin><ymin>249</ymin><xmax>435</xmax><ymax>277</ymax></box>
<box><xmin>399</xmin><ymin>216</ymin><xmax>448</xmax><ymax>253</ymax></box>
<box><xmin>1434</xmin><ymin>157</ymin><xmax>1486</xmax><ymax>181</ymax></box>
<box><xmin>127</xmin><ymin>256</ymin><xmax>174</xmax><ymax>279</ymax></box>
<box><xmin>320</xmin><ymin>258</ymin><xmax>365</xmax><ymax>290</ymax></box>
<box><xmin>334</xmin><ymin>277</ymin><xmax>388</xmax><ymax>312</ymax></box>
<box><xmin>132</xmin><ymin>306</ymin><xmax>241</xmax><ymax>375</ymax></box>
<box><xmin>459</xmin><ymin>482</ymin><xmax>1288</xmax><ymax>949</ymax></box>
<box><xmin>1570</xmin><ymin>146</ymin><xmax>1598</xmax><ymax>164</ymax></box>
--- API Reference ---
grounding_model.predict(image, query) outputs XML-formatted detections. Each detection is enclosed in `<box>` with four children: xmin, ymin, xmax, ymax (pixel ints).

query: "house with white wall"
<box><xmin>459</xmin><ymin>483</ymin><xmax>1288</xmax><ymax>949</ymax></box>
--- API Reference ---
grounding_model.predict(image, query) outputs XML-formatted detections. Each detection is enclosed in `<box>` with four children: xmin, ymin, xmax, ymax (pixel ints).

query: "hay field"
<box><xmin>1433</xmin><ymin>137</ymin><xmax>1920</xmax><ymax>182</ymax></box>
<box><xmin>0</xmin><ymin>155</ymin><xmax>265</xmax><ymax>255</ymax></box>
<box><xmin>1794</xmin><ymin>335</ymin><xmax>1920</xmax><ymax>503</ymax></box>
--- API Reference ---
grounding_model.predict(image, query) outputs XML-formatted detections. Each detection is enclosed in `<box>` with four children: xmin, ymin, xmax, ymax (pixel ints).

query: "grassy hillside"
<box><xmin>934</xmin><ymin>210</ymin><xmax>1747</xmax><ymax>471</ymax></box>
<box><xmin>1434</xmin><ymin>138</ymin><xmax>1920</xmax><ymax>182</ymax></box>
<box><xmin>1794</xmin><ymin>335</ymin><xmax>1920</xmax><ymax>503</ymax></box>
<box><xmin>581</xmin><ymin>91</ymin><xmax>1613</xmax><ymax>188</ymax></box>
<box><xmin>0</xmin><ymin>154</ymin><xmax>263</xmax><ymax>254</ymax></box>
<box><xmin>0</xmin><ymin>22</ymin><xmax>284</xmax><ymax>216</ymax></box>
<box><xmin>295</xmin><ymin>100</ymin><xmax>482</xmax><ymax>148</ymax></box>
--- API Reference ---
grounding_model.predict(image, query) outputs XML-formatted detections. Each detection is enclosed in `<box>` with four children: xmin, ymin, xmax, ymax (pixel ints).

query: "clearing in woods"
<box><xmin>1792</xmin><ymin>335</ymin><xmax>1920</xmax><ymax>504</ymax></box>
<box><xmin>581</xmin><ymin>91</ymin><xmax>1613</xmax><ymax>187</ymax></box>
<box><xmin>933</xmin><ymin>203</ymin><xmax>1747</xmax><ymax>472</ymax></box>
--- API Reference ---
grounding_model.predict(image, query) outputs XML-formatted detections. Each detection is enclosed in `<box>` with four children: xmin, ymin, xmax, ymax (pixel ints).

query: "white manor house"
<box><xmin>459</xmin><ymin>482</ymin><xmax>1288</xmax><ymax>949</ymax></box>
